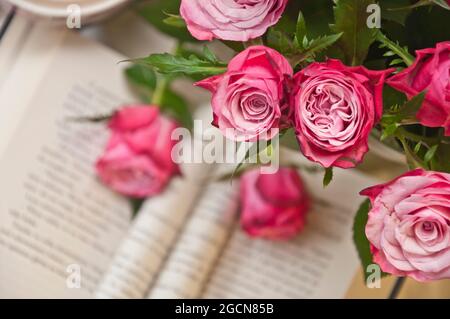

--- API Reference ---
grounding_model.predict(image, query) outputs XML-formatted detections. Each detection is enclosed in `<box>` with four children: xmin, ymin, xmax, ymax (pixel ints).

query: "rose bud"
<box><xmin>387</xmin><ymin>41</ymin><xmax>450</xmax><ymax>136</ymax></box>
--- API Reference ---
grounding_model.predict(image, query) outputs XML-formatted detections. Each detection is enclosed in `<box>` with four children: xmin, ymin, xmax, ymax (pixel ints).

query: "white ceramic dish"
<box><xmin>6</xmin><ymin>0</ymin><xmax>130</xmax><ymax>24</ymax></box>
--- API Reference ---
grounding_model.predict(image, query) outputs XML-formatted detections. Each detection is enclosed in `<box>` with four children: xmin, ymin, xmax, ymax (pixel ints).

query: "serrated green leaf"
<box><xmin>396</xmin><ymin>91</ymin><xmax>427</xmax><ymax>120</ymax></box>
<box><xmin>323</xmin><ymin>167</ymin><xmax>333</xmax><ymax>187</ymax></box>
<box><xmin>133</xmin><ymin>53</ymin><xmax>226</xmax><ymax>78</ymax></box>
<box><xmin>290</xmin><ymin>33</ymin><xmax>343</xmax><ymax>66</ymax></box>
<box><xmin>376</xmin><ymin>31</ymin><xmax>414</xmax><ymax>66</ymax></box>
<box><xmin>382</xmin><ymin>92</ymin><xmax>426</xmax><ymax>126</ymax></box>
<box><xmin>331</xmin><ymin>0</ymin><xmax>378</xmax><ymax>66</ymax></box>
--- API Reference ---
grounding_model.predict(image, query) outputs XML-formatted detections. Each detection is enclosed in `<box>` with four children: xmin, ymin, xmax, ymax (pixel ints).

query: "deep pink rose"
<box><xmin>196</xmin><ymin>45</ymin><xmax>293</xmax><ymax>141</ymax></box>
<box><xmin>180</xmin><ymin>0</ymin><xmax>288</xmax><ymax>42</ymax></box>
<box><xmin>361</xmin><ymin>169</ymin><xmax>450</xmax><ymax>282</ymax></box>
<box><xmin>240</xmin><ymin>168</ymin><xmax>310</xmax><ymax>240</ymax></box>
<box><xmin>387</xmin><ymin>42</ymin><xmax>450</xmax><ymax>136</ymax></box>
<box><xmin>292</xmin><ymin>59</ymin><xmax>393</xmax><ymax>168</ymax></box>
<box><xmin>96</xmin><ymin>106</ymin><xmax>180</xmax><ymax>198</ymax></box>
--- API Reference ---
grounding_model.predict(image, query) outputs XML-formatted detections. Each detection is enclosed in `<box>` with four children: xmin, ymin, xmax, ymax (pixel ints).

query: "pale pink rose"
<box><xmin>292</xmin><ymin>59</ymin><xmax>393</xmax><ymax>168</ymax></box>
<box><xmin>240</xmin><ymin>168</ymin><xmax>309</xmax><ymax>240</ymax></box>
<box><xmin>361</xmin><ymin>169</ymin><xmax>450</xmax><ymax>282</ymax></box>
<box><xmin>387</xmin><ymin>42</ymin><xmax>450</xmax><ymax>136</ymax></box>
<box><xmin>180</xmin><ymin>0</ymin><xmax>288</xmax><ymax>42</ymax></box>
<box><xmin>196</xmin><ymin>45</ymin><xmax>293</xmax><ymax>141</ymax></box>
<box><xmin>96</xmin><ymin>106</ymin><xmax>180</xmax><ymax>198</ymax></box>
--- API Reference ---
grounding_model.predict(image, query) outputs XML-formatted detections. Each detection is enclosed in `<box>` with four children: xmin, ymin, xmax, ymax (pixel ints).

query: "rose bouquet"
<box><xmin>96</xmin><ymin>0</ymin><xmax>450</xmax><ymax>284</ymax></box>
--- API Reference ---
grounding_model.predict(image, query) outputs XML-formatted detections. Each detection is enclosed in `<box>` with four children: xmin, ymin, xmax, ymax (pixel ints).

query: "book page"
<box><xmin>147</xmin><ymin>174</ymin><xmax>240</xmax><ymax>299</ymax></box>
<box><xmin>203</xmin><ymin>152</ymin><xmax>378</xmax><ymax>298</ymax></box>
<box><xmin>0</xmin><ymin>26</ymin><xmax>136</xmax><ymax>298</ymax></box>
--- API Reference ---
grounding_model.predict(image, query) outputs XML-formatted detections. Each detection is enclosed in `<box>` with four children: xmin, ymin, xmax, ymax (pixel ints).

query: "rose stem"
<box><xmin>388</xmin><ymin>277</ymin><xmax>406</xmax><ymax>299</ymax></box>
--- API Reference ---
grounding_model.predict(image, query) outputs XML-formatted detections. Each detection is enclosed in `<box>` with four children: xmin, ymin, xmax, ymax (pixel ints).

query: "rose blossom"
<box><xmin>180</xmin><ymin>0</ymin><xmax>288</xmax><ymax>42</ymax></box>
<box><xmin>240</xmin><ymin>167</ymin><xmax>310</xmax><ymax>240</ymax></box>
<box><xmin>196</xmin><ymin>45</ymin><xmax>293</xmax><ymax>141</ymax></box>
<box><xmin>361</xmin><ymin>169</ymin><xmax>450</xmax><ymax>282</ymax></box>
<box><xmin>387</xmin><ymin>41</ymin><xmax>450</xmax><ymax>136</ymax></box>
<box><xmin>96</xmin><ymin>105</ymin><xmax>180</xmax><ymax>198</ymax></box>
<box><xmin>292</xmin><ymin>59</ymin><xmax>393</xmax><ymax>168</ymax></box>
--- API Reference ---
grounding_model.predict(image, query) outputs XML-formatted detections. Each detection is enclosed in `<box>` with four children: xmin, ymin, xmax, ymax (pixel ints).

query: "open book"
<box><xmin>0</xmin><ymin>20</ymin><xmax>378</xmax><ymax>299</ymax></box>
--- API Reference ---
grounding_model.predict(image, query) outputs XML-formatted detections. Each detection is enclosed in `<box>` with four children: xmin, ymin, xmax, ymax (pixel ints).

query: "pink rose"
<box><xmin>292</xmin><ymin>59</ymin><xmax>393</xmax><ymax>168</ymax></box>
<box><xmin>361</xmin><ymin>169</ymin><xmax>450</xmax><ymax>282</ymax></box>
<box><xmin>180</xmin><ymin>0</ymin><xmax>288</xmax><ymax>42</ymax></box>
<box><xmin>96</xmin><ymin>106</ymin><xmax>180</xmax><ymax>198</ymax></box>
<box><xmin>196</xmin><ymin>45</ymin><xmax>293</xmax><ymax>141</ymax></box>
<box><xmin>387</xmin><ymin>42</ymin><xmax>450</xmax><ymax>136</ymax></box>
<box><xmin>240</xmin><ymin>168</ymin><xmax>310</xmax><ymax>240</ymax></box>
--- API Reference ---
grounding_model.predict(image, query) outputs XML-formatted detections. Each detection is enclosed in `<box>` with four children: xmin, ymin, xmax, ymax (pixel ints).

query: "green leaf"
<box><xmin>353</xmin><ymin>199</ymin><xmax>378</xmax><ymax>281</ymax></box>
<box><xmin>289</xmin><ymin>33</ymin><xmax>343</xmax><ymax>66</ymax></box>
<box><xmin>266</xmin><ymin>28</ymin><xmax>294</xmax><ymax>54</ymax></box>
<box><xmin>414</xmin><ymin>141</ymin><xmax>423</xmax><ymax>154</ymax></box>
<box><xmin>323</xmin><ymin>167</ymin><xmax>333</xmax><ymax>187</ymax></box>
<box><xmin>202</xmin><ymin>46</ymin><xmax>219</xmax><ymax>64</ymax></box>
<box><xmin>331</xmin><ymin>0</ymin><xmax>378</xmax><ymax>65</ymax></box>
<box><xmin>125</xmin><ymin>64</ymin><xmax>157</xmax><ymax>90</ymax></box>
<box><xmin>396</xmin><ymin>91</ymin><xmax>427</xmax><ymax>120</ymax></box>
<box><xmin>163</xmin><ymin>14</ymin><xmax>186</xmax><ymax>28</ymax></box>
<box><xmin>430</xmin><ymin>143</ymin><xmax>450</xmax><ymax>173</ymax></box>
<box><xmin>133</xmin><ymin>53</ymin><xmax>226</xmax><ymax>78</ymax></box>
<box><xmin>295</xmin><ymin>11</ymin><xmax>308</xmax><ymax>48</ymax></box>
<box><xmin>376</xmin><ymin>31</ymin><xmax>414</xmax><ymax>66</ymax></box>
<box><xmin>136</xmin><ymin>0</ymin><xmax>195</xmax><ymax>42</ymax></box>
<box><xmin>381</xmin><ymin>123</ymin><xmax>399</xmax><ymax>141</ymax></box>
<box><xmin>304</xmin><ymin>33</ymin><xmax>342</xmax><ymax>58</ymax></box>
<box><xmin>424</xmin><ymin>144</ymin><xmax>439</xmax><ymax>164</ymax></box>
<box><xmin>382</xmin><ymin>92</ymin><xmax>426</xmax><ymax>126</ymax></box>
<box><xmin>160</xmin><ymin>88</ymin><xmax>193</xmax><ymax>129</ymax></box>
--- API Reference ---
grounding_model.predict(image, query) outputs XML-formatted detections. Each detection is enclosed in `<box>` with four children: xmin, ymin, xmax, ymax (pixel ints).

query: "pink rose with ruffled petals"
<box><xmin>180</xmin><ymin>0</ymin><xmax>288</xmax><ymax>42</ymax></box>
<box><xmin>196</xmin><ymin>45</ymin><xmax>293</xmax><ymax>141</ymax></box>
<box><xmin>96</xmin><ymin>106</ymin><xmax>180</xmax><ymax>198</ymax></box>
<box><xmin>387</xmin><ymin>42</ymin><xmax>450</xmax><ymax>136</ymax></box>
<box><xmin>240</xmin><ymin>168</ymin><xmax>309</xmax><ymax>240</ymax></box>
<box><xmin>292</xmin><ymin>59</ymin><xmax>393</xmax><ymax>168</ymax></box>
<box><xmin>361</xmin><ymin>169</ymin><xmax>450</xmax><ymax>282</ymax></box>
